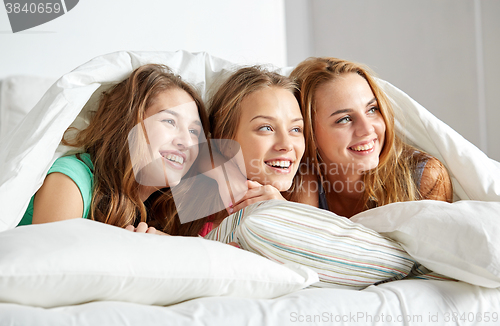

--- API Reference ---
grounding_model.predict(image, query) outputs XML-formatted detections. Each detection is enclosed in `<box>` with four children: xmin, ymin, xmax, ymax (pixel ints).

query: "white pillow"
<box><xmin>0</xmin><ymin>75</ymin><xmax>56</xmax><ymax>140</ymax></box>
<box><xmin>351</xmin><ymin>199</ymin><xmax>500</xmax><ymax>288</ymax></box>
<box><xmin>0</xmin><ymin>218</ymin><xmax>317</xmax><ymax>308</ymax></box>
<box><xmin>206</xmin><ymin>200</ymin><xmax>416</xmax><ymax>289</ymax></box>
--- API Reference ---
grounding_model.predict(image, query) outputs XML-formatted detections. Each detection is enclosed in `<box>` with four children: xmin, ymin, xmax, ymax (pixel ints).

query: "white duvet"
<box><xmin>0</xmin><ymin>51</ymin><xmax>499</xmax><ymax>325</ymax></box>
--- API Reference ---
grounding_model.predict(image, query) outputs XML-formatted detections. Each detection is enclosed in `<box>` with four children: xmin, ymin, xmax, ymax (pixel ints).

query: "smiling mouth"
<box><xmin>265</xmin><ymin>160</ymin><xmax>292</xmax><ymax>170</ymax></box>
<box><xmin>349</xmin><ymin>140</ymin><xmax>375</xmax><ymax>152</ymax></box>
<box><xmin>161</xmin><ymin>153</ymin><xmax>185</xmax><ymax>165</ymax></box>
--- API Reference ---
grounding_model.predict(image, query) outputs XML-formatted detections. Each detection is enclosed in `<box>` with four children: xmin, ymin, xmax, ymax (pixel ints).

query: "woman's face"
<box><xmin>136</xmin><ymin>88</ymin><xmax>202</xmax><ymax>188</ymax></box>
<box><xmin>233</xmin><ymin>87</ymin><xmax>304</xmax><ymax>191</ymax></box>
<box><xmin>313</xmin><ymin>73</ymin><xmax>386</xmax><ymax>175</ymax></box>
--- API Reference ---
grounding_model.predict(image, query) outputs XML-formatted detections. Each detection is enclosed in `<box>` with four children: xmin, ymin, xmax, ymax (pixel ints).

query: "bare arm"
<box><xmin>419</xmin><ymin>157</ymin><xmax>453</xmax><ymax>202</ymax></box>
<box><xmin>32</xmin><ymin>172</ymin><xmax>84</xmax><ymax>224</ymax></box>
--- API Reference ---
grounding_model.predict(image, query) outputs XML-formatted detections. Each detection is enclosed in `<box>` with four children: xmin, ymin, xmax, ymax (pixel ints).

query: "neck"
<box><xmin>321</xmin><ymin>163</ymin><xmax>366</xmax><ymax>218</ymax></box>
<box><xmin>322</xmin><ymin>162</ymin><xmax>364</xmax><ymax>192</ymax></box>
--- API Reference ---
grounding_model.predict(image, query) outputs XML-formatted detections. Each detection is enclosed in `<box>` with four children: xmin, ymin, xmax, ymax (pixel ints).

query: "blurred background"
<box><xmin>0</xmin><ymin>0</ymin><xmax>498</xmax><ymax>160</ymax></box>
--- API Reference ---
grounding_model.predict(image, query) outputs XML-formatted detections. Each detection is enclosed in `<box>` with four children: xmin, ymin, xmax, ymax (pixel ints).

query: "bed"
<box><xmin>0</xmin><ymin>50</ymin><xmax>499</xmax><ymax>325</ymax></box>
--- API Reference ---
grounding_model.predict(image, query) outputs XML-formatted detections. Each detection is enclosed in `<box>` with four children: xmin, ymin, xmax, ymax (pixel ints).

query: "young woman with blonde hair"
<box><xmin>19</xmin><ymin>64</ymin><xmax>212</xmax><ymax>236</ymax></box>
<box><xmin>290</xmin><ymin>57</ymin><xmax>453</xmax><ymax>218</ymax></box>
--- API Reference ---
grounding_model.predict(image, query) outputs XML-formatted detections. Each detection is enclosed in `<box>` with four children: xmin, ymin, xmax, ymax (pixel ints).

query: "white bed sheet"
<box><xmin>1</xmin><ymin>280</ymin><xmax>498</xmax><ymax>326</ymax></box>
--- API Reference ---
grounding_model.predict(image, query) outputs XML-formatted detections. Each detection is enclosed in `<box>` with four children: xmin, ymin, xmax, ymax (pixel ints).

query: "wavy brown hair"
<box><xmin>63</xmin><ymin>64</ymin><xmax>210</xmax><ymax>236</ymax></box>
<box><xmin>208</xmin><ymin>65</ymin><xmax>304</xmax><ymax>203</ymax></box>
<box><xmin>290</xmin><ymin>57</ymin><xmax>452</xmax><ymax>209</ymax></box>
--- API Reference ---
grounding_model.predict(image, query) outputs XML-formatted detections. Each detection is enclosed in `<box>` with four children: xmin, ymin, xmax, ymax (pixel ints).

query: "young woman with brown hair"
<box><xmin>289</xmin><ymin>57</ymin><xmax>453</xmax><ymax>218</ymax></box>
<box><xmin>200</xmin><ymin>65</ymin><xmax>306</xmax><ymax>234</ymax></box>
<box><xmin>19</xmin><ymin>64</ymin><xmax>211</xmax><ymax>236</ymax></box>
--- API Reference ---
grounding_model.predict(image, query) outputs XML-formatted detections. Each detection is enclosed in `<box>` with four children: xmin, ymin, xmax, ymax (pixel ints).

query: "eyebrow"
<box><xmin>161</xmin><ymin>109</ymin><xmax>202</xmax><ymax>126</ymax></box>
<box><xmin>250</xmin><ymin>115</ymin><xmax>303</xmax><ymax>123</ymax></box>
<box><xmin>329</xmin><ymin>97</ymin><xmax>378</xmax><ymax>117</ymax></box>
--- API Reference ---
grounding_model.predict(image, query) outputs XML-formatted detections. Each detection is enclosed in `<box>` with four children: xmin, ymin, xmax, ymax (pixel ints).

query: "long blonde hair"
<box><xmin>290</xmin><ymin>57</ymin><xmax>425</xmax><ymax>208</ymax></box>
<box><xmin>208</xmin><ymin>65</ymin><xmax>303</xmax><ymax>202</ymax></box>
<box><xmin>63</xmin><ymin>64</ymin><xmax>210</xmax><ymax>236</ymax></box>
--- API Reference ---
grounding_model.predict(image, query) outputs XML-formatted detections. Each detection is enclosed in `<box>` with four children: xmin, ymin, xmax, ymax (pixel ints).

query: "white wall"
<box><xmin>285</xmin><ymin>0</ymin><xmax>500</xmax><ymax>161</ymax></box>
<box><xmin>2</xmin><ymin>0</ymin><xmax>498</xmax><ymax>161</ymax></box>
<box><xmin>0</xmin><ymin>0</ymin><xmax>287</xmax><ymax>79</ymax></box>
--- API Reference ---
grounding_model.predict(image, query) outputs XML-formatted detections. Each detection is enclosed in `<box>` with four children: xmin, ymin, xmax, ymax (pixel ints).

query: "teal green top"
<box><xmin>18</xmin><ymin>153</ymin><xmax>94</xmax><ymax>226</ymax></box>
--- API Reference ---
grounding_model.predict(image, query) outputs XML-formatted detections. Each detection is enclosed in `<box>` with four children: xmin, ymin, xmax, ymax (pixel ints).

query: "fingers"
<box><xmin>234</xmin><ymin>184</ymin><xmax>280</xmax><ymax>205</ymax></box>
<box><xmin>232</xmin><ymin>185</ymin><xmax>285</xmax><ymax>212</ymax></box>
<box><xmin>124</xmin><ymin>222</ymin><xmax>161</xmax><ymax>235</ymax></box>
<box><xmin>246</xmin><ymin>180</ymin><xmax>262</xmax><ymax>189</ymax></box>
<box><xmin>136</xmin><ymin>222</ymin><xmax>149</xmax><ymax>233</ymax></box>
<box><xmin>226</xmin><ymin>203</ymin><xmax>234</xmax><ymax>215</ymax></box>
<box><xmin>146</xmin><ymin>226</ymin><xmax>157</xmax><ymax>234</ymax></box>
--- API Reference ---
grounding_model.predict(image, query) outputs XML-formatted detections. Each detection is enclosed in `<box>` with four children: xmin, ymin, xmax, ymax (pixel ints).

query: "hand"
<box><xmin>217</xmin><ymin>163</ymin><xmax>248</xmax><ymax>215</ymax></box>
<box><xmin>231</xmin><ymin>180</ymin><xmax>285</xmax><ymax>213</ymax></box>
<box><xmin>196</xmin><ymin>141</ymin><xmax>248</xmax><ymax>215</ymax></box>
<box><xmin>125</xmin><ymin>222</ymin><xmax>170</xmax><ymax>235</ymax></box>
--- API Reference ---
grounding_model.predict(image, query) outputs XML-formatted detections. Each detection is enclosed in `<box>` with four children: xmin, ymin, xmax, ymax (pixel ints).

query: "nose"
<box><xmin>354</xmin><ymin>115</ymin><xmax>375</xmax><ymax>137</ymax></box>
<box><xmin>173</xmin><ymin>127</ymin><xmax>195</xmax><ymax>150</ymax></box>
<box><xmin>274</xmin><ymin>130</ymin><xmax>293</xmax><ymax>152</ymax></box>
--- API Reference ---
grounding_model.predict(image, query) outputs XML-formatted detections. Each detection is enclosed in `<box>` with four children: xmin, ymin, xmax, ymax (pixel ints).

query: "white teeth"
<box><xmin>350</xmin><ymin>140</ymin><xmax>375</xmax><ymax>152</ymax></box>
<box><xmin>163</xmin><ymin>153</ymin><xmax>184</xmax><ymax>164</ymax></box>
<box><xmin>266</xmin><ymin>160</ymin><xmax>291</xmax><ymax>168</ymax></box>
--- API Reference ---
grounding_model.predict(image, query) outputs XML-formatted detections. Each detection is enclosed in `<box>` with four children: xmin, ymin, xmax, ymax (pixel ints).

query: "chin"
<box><xmin>164</xmin><ymin>173</ymin><xmax>183</xmax><ymax>188</ymax></box>
<box><xmin>167</xmin><ymin>180</ymin><xmax>181</xmax><ymax>188</ymax></box>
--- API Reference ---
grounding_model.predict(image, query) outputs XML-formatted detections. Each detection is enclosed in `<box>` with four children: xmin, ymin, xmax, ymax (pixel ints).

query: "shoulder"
<box><xmin>421</xmin><ymin>156</ymin><xmax>446</xmax><ymax>177</ymax></box>
<box><xmin>32</xmin><ymin>172</ymin><xmax>85</xmax><ymax>223</ymax></box>
<box><xmin>50</xmin><ymin>153</ymin><xmax>93</xmax><ymax>173</ymax></box>
<box><xmin>419</xmin><ymin>156</ymin><xmax>453</xmax><ymax>202</ymax></box>
<box><xmin>47</xmin><ymin>153</ymin><xmax>94</xmax><ymax>217</ymax></box>
<box><xmin>49</xmin><ymin>154</ymin><xmax>94</xmax><ymax>186</ymax></box>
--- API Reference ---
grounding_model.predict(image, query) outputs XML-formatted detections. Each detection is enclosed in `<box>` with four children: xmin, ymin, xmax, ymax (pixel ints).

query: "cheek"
<box><xmin>376</xmin><ymin>119</ymin><xmax>386</xmax><ymax>145</ymax></box>
<box><xmin>189</xmin><ymin>146</ymin><xmax>199</xmax><ymax>163</ymax></box>
<box><xmin>147</xmin><ymin>126</ymin><xmax>170</xmax><ymax>146</ymax></box>
<box><xmin>237</xmin><ymin>135</ymin><xmax>262</xmax><ymax>160</ymax></box>
<box><xmin>315</xmin><ymin>125</ymin><xmax>343</xmax><ymax>154</ymax></box>
<box><xmin>242</xmin><ymin>145</ymin><xmax>261</xmax><ymax>173</ymax></box>
<box><xmin>295</xmin><ymin>138</ymin><xmax>305</xmax><ymax>157</ymax></box>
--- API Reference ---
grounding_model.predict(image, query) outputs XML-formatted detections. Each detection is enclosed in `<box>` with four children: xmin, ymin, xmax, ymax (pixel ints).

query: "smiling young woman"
<box><xmin>233</xmin><ymin>86</ymin><xmax>304</xmax><ymax>192</ymax></box>
<box><xmin>204</xmin><ymin>66</ymin><xmax>306</xmax><ymax>231</ymax></box>
<box><xmin>18</xmin><ymin>64</ymin><xmax>211</xmax><ymax>236</ymax></box>
<box><xmin>290</xmin><ymin>57</ymin><xmax>453</xmax><ymax>218</ymax></box>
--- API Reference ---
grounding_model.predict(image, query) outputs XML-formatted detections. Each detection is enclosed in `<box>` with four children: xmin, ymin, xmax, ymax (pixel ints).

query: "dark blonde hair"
<box><xmin>63</xmin><ymin>64</ymin><xmax>210</xmax><ymax>236</ymax></box>
<box><xmin>290</xmin><ymin>57</ymin><xmax>444</xmax><ymax>208</ymax></box>
<box><xmin>208</xmin><ymin>65</ymin><xmax>303</xmax><ymax>202</ymax></box>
